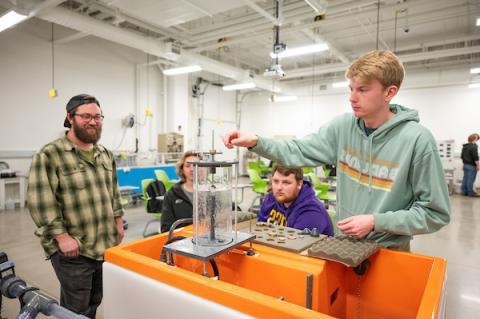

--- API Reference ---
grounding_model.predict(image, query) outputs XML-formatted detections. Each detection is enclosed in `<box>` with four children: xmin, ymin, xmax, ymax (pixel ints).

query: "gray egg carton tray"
<box><xmin>238</xmin><ymin>222</ymin><xmax>326</xmax><ymax>253</ymax></box>
<box><xmin>307</xmin><ymin>236</ymin><xmax>380</xmax><ymax>267</ymax></box>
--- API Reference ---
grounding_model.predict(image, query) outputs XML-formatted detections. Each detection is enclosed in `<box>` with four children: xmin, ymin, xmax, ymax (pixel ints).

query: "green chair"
<box><xmin>322</xmin><ymin>165</ymin><xmax>331</xmax><ymax>177</ymax></box>
<box><xmin>257</xmin><ymin>160</ymin><xmax>271</xmax><ymax>175</ymax></box>
<box><xmin>302</xmin><ymin>167</ymin><xmax>314</xmax><ymax>174</ymax></box>
<box><xmin>306</xmin><ymin>172</ymin><xmax>336</xmax><ymax>208</ymax></box>
<box><xmin>322</xmin><ymin>165</ymin><xmax>336</xmax><ymax>180</ymax></box>
<box><xmin>305</xmin><ymin>172</ymin><xmax>323</xmax><ymax>191</ymax></box>
<box><xmin>141</xmin><ymin>178</ymin><xmax>162</xmax><ymax>237</ymax></box>
<box><xmin>154</xmin><ymin>169</ymin><xmax>174</xmax><ymax>191</ymax></box>
<box><xmin>327</xmin><ymin>209</ymin><xmax>337</xmax><ymax>234</ymax></box>
<box><xmin>247</xmin><ymin>169</ymin><xmax>268</xmax><ymax>213</ymax></box>
<box><xmin>248</xmin><ymin>169</ymin><xmax>268</xmax><ymax>194</ymax></box>
<box><xmin>248</xmin><ymin>161</ymin><xmax>270</xmax><ymax>178</ymax></box>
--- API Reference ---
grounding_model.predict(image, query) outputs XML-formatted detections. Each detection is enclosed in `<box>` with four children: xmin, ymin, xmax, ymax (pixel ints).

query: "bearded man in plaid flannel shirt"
<box><xmin>27</xmin><ymin>94</ymin><xmax>124</xmax><ymax>318</ymax></box>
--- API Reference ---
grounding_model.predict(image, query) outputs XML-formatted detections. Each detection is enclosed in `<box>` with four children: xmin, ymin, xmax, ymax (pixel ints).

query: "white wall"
<box><xmin>394</xmin><ymin>85</ymin><xmax>480</xmax><ymax>151</ymax></box>
<box><xmin>0</xmin><ymin>18</ymin><xmax>163</xmax><ymax>174</ymax></box>
<box><xmin>241</xmin><ymin>79</ymin><xmax>480</xmax><ymax>186</ymax></box>
<box><xmin>241</xmin><ymin>91</ymin><xmax>350</xmax><ymax>139</ymax></box>
<box><xmin>191</xmin><ymin>82</ymin><xmax>237</xmax><ymax>160</ymax></box>
<box><xmin>242</xmin><ymin>82</ymin><xmax>480</xmax><ymax>153</ymax></box>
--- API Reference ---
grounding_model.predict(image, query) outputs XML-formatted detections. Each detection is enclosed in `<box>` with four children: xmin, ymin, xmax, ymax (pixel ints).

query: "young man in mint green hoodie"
<box><xmin>224</xmin><ymin>50</ymin><xmax>450</xmax><ymax>251</ymax></box>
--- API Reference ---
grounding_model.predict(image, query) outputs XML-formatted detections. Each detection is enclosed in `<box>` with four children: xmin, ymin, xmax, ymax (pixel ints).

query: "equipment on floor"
<box><xmin>0</xmin><ymin>252</ymin><xmax>87</xmax><ymax>319</ymax></box>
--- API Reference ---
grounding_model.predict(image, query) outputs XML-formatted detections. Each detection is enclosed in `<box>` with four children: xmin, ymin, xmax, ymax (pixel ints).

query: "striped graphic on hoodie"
<box><xmin>339</xmin><ymin>145</ymin><xmax>399</xmax><ymax>192</ymax></box>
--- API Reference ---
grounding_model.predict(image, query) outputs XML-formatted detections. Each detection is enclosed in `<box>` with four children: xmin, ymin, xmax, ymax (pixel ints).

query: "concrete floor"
<box><xmin>1</xmin><ymin>188</ymin><xmax>479</xmax><ymax>318</ymax></box>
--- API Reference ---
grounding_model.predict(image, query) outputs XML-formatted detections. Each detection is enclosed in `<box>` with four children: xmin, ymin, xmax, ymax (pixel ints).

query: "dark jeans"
<box><xmin>50</xmin><ymin>252</ymin><xmax>103</xmax><ymax>319</ymax></box>
<box><xmin>461</xmin><ymin>164</ymin><xmax>478</xmax><ymax>195</ymax></box>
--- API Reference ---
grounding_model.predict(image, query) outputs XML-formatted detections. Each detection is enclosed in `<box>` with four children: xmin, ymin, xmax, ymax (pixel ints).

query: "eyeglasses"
<box><xmin>73</xmin><ymin>113</ymin><xmax>104</xmax><ymax>122</ymax></box>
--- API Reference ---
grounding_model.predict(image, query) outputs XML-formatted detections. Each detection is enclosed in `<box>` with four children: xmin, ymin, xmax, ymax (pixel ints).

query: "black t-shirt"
<box><xmin>461</xmin><ymin>143</ymin><xmax>479</xmax><ymax>165</ymax></box>
<box><xmin>364</xmin><ymin>126</ymin><xmax>377</xmax><ymax>137</ymax></box>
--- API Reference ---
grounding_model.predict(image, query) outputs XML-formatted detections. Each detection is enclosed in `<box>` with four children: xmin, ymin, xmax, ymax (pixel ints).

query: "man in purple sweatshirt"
<box><xmin>258</xmin><ymin>166</ymin><xmax>334</xmax><ymax>236</ymax></box>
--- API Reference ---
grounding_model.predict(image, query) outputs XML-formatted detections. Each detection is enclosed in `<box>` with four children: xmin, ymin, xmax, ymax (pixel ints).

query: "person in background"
<box><xmin>461</xmin><ymin>133</ymin><xmax>480</xmax><ymax>197</ymax></box>
<box><xmin>27</xmin><ymin>94</ymin><xmax>124</xmax><ymax>318</ymax></box>
<box><xmin>224</xmin><ymin>50</ymin><xmax>450</xmax><ymax>251</ymax></box>
<box><xmin>259</xmin><ymin>165</ymin><xmax>333</xmax><ymax>236</ymax></box>
<box><xmin>161</xmin><ymin>151</ymin><xmax>202</xmax><ymax>232</ymax></box>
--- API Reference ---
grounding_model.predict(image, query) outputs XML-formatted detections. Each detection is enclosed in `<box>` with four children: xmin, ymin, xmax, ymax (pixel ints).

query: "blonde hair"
<box><xmin>346</xmin><ymin>50</ymin><xmax>405</xmax><ymax>89</ymax></box>
<box><xmin>176</xmin><ymin>151</ymin><xmax>203</xmax><ymax>182</ymax></box>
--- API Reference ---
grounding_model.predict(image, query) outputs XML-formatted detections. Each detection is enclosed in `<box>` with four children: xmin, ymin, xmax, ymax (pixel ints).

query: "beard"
<box><xmin>273</xmin><ymin>192</ymin><xmax>297</xmax><ymax>204</ymax></box>
<box><xmin>72</xmin><ymin>119</ymin><xmax>102</xmax><ymax>144</ymax></box>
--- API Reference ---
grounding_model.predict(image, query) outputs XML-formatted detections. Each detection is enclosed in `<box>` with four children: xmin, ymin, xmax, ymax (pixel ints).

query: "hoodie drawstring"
<box><xmin>368</xmin><ymin>137</ymin><xmax>373</xmax><ymax>192</ymax></box>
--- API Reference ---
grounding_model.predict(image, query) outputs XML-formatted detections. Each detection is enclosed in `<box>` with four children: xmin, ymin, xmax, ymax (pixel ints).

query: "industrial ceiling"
<box><xmin>2</xmin><ymin>0</ymin><xmax>480</xmax><ymax>91</ymax></box>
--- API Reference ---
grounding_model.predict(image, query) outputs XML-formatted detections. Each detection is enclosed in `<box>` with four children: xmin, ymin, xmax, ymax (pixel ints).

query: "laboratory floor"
<box><xmin>0</xmin><ymin>185</ymin><xmax>479</xmax><ymax>318</ymax></box>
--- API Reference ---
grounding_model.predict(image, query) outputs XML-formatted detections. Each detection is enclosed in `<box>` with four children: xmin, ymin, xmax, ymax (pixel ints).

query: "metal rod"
<box><xmin>209</xmin><ymin>184</ymin><xmax>216</xmax><ymax>241</ymax></box>
<box><xmin>306</xmin><ymin>274</ymin><xmax>313</xmax><ymax>309</ymax></box>
<box><xmin>203</xmin><ymin>261</ymin><xmax>208</xmax><ymax>277</ymax></box>
<box><xmin>376</xmin><ymin>0</ymin><xmax>380</xmax><ymax>50</ymax></box>
<box><xmin>51</xmin><ymin>23</ymin><xmax>55</xmax><ymax>89</ymax></box>
<box><xmin>234</xmin><ymin>163</ymin><xmax>238</xmax><ymax>242</ymax></box>
<box><xmin>194</xmin><ymin>164</ymin><xmax>199</xmax><ymax>245</ymax></box>
<box><xmin>394</xmin><ymin>10</ymin><xmax>398</xmax><ymax>52</ymax></box>
<box><xmin>211</xmin><ymin>130</ymin><xmax>214</xmax><ymax>150</ymax></box>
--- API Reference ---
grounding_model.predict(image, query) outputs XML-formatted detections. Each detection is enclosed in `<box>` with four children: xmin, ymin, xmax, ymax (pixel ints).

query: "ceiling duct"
<box><xmin>37</xmin><ymin>5</ymin><xmax>293</xmax><ymax>94</ymax></box>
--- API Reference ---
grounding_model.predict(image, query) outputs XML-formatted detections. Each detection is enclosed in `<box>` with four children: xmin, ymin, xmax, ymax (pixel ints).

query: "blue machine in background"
<box><xmin>116</xmin><ymin>165</ymin><xmax>178</xmax><ymax>193</ymax></box>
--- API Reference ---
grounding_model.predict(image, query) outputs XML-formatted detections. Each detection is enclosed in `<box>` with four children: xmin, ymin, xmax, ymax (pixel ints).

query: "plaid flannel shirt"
<box><xmin>27</xmin><ymin>136</ymin><xmax>124</xmax><ymax>260</ymax></box>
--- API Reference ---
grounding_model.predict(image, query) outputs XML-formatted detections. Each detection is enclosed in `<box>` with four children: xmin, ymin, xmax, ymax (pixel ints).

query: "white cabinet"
<box><xmin>0</xmin><ymin>176</ymin><xmax>26</xmax><ymax>210</ymax></box>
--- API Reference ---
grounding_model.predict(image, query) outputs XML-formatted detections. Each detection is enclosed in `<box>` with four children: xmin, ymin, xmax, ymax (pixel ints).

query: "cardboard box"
<box><xmin>157</xmin><ymin>132</ymin><xmax>184</xmax><ymax>153</ymax></box>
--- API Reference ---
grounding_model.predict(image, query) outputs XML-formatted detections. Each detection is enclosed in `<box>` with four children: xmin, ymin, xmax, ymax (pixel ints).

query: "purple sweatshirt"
<box><xmin>258</xmin><ymin>181</ymin><xmax>334</xmax><ymax>236</ymax></box>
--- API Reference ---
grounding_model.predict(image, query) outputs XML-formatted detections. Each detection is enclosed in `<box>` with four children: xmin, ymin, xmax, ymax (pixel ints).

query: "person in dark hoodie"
<box><xmin>461</xmin><ymin>133</ymin><xmax>480</xmax><ymax>197</ymax></box>
<box><xmin>258</xmin><ymin>166</ymin><xmax>334</xmax><ymax>236</ymax></box>
<box><xmin>161</xmin><ymin>151</ymin><xmax>202</xmax><ymax>233</ymax></box>
<box><xmin>224</xmin><ymin>50</ymin><xmax>450</xmax><ymax>251</ymax></box>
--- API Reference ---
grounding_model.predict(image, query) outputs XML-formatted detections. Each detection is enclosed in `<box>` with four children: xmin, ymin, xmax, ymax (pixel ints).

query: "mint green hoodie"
<box><xmin>252</xmin><ymin>104</ymin><xmax>450</xmax><ymax>249</ymax></box>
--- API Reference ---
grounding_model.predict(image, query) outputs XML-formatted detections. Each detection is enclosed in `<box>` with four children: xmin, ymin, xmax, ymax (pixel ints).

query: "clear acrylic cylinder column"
<box><xmin>191</xmin><ymin>161</ymin><xmax>237</xmax><ymax>247</ymax></box>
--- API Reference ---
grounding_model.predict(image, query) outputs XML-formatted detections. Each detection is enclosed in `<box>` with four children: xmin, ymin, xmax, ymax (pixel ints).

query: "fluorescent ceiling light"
<box><xmin>270</xmin><ymin>95</ymin><xmax>298</xmax><ymax>102</ymax></box>
<box><xmin>270</xmin><ymin>43</ymin><xmax>329</xmax><ymax>59</ymax></box>
<box><xmin>477</xmin><ymin>18</ymin><xmax>480</xmax><ymax>26</ymax></box>
<box><xmin>0</xmin><ymin>10</ymin><xmax>28</xmax><ymax>33</ymax></box>
<box><xmin>468</xmin><ymin>83</ymin><xmax>480</xmax><ymax>89</ymax></box>
<box><xmin>304</xmin><ymin>0</ymin><xmax>327</xmax><ymax>14</ymax></box>
<box><xmin>162</xmin><ymin>65</ymin><xmax>202</xmax><ymax>75</ymax></box>
<box><xmin>470</xmin><ymin>67</ymin><xmax>480</xmax><ymax>74</ymax></box>
<box><xmin>332</xmin><ymin>81</ymin><xmax>349</xmax><ymax>88</ymax></box>
<box><xmin>222</xmin><ymin>82</ymin><xmax>256</xmax><ymax>91</ymax></box>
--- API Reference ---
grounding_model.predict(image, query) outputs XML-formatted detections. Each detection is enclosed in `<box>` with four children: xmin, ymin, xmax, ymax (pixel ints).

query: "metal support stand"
<box><xmin>163</xmin><ymin>231</ymin><xmax>256</xmax><ymax>277</ymax></box>
<box><xmin>246</xmin><ymin>241</ymin><xmax>255</xmax><ymax>256</ymax></box>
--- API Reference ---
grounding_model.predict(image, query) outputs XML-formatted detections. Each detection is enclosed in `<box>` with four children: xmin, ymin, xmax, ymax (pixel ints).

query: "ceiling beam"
<box><xmin>37</xmin><ymin>5</ymin><xmax>294</xmax><ymax>94</ymax></box>
<box><xmin>55</xmin><ymin>31</ymin><xmax>89</xmax><ymax>44</ymax></box>
<box><xmin>187</xmin><ymin>0</ymin><xmax>396</xmax><ymax>51</ymax></box>
<box><xmin>300</xmin><ymin>28</ymin><xmax>350</xmax><ymax>63</ymax></box>
<box><xmin>188</xmin><ymin>0</ymin><xmax>384</xmax><ymax>45</ymax></box>
<box><xmin>180</xmin><ymin>0</ymin><xmax>213</xmax><ymax>18</ymax></box>
<box><xmin>75</xmin><ymin>0</ymin><xmax>192</xmax><ymax>43</ymax></box>
<box><xmin>282</xmin><ymin>41</ymin><xmax>480</xmax><ymax>79</ymax></box>
<box><xmin>241</xmin><ymin>0</ymin><xmax>277</xmax><ymax>23</ymax></box>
